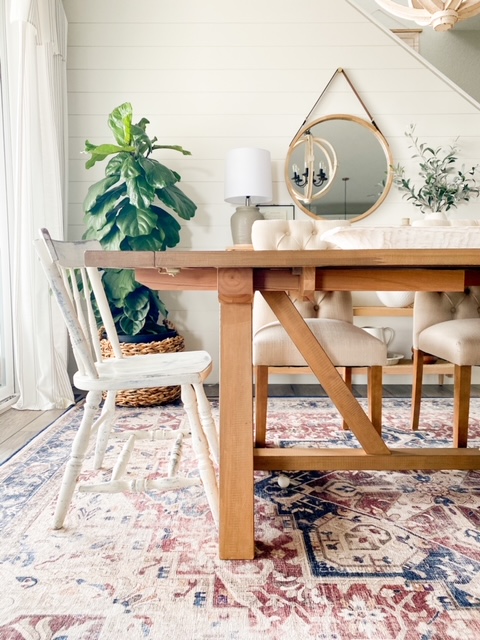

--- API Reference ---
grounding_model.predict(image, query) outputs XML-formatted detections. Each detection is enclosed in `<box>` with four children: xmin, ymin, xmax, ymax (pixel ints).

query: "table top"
<box><xmin>85</xmin><ymin>248</ymin><xmax>480</xmax><ymax>270</ymax></box>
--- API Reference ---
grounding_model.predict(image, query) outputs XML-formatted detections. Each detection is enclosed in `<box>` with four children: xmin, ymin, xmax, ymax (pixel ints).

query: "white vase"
<box><xmin>412</xmin><ymin>210</ymin><xmax>450</xmax><ymax>227</ymax></box>
<box><xmin>376</xmin><ymin>291</ymin><xmax>415</xmax><ymax>308</ymax></box>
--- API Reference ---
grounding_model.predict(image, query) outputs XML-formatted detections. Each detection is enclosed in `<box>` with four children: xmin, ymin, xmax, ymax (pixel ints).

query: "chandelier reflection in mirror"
<box><xmin>374</xmin><ymin>0</ymin><xmax>480</xmax><ymax>32</ymax></box>
<box><xmin>289</xmin><ymin>131</ymin><xmax>338</xmax><ymax>205</ymax></box>
<box><xmin>292</xmin><ymin>162</ymin><xmax>327</xmax><ymax>189</ymax></box>
<box><xmin>285</xmin><ymin>115</ymin><xmax>393</xmax><ymax>221</ymax></box>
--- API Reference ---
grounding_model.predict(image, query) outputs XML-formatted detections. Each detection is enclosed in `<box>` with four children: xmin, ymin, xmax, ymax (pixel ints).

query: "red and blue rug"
<box><xmin>1</xmin><ymin>397</ymin><xmax>480</xmax><ymax>639</ymax></box>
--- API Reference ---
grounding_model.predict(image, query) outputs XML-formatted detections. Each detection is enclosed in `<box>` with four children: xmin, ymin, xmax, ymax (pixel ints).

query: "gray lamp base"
<box><xmin>230</xmin><ymin>206</ymin><xmax>264</xmax><ymax>245</ymax></box>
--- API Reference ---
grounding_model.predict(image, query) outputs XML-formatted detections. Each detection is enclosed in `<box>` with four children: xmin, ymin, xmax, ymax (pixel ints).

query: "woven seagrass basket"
<box><xmin>99</xmin><ymin>324</ymin><xmax>185</xmax><ymax>407</ymax></box>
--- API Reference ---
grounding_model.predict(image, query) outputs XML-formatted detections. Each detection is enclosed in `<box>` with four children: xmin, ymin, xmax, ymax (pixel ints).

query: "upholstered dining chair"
<box><xmin>251</xmin><ymin>219</ymin><xmax>388</xmax><ymax>446</ymax></box>
<box><xmin>35</xmin><ymin>228</ymin><xmax>219</xmax><ymax>528</ymax></box>
<box><xmin>411</xmin><ymin>287</ymin><xmax>480</xmax><ymax>447</ymax></box>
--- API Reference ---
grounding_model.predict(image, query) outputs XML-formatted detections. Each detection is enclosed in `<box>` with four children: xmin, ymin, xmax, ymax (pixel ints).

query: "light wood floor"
<box><xmin>1</xmin><ymin>384</ymin><xmax>478</xmax><ymax>466</ymax></box>
<box><xmin>0</xmin><ymin>406</ymin><xmax>66</xmax><ymax>465</ymax></box>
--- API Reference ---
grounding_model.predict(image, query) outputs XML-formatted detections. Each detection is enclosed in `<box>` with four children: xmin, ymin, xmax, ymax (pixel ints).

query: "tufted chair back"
<box><xmin>411</xmin><ymin>286</ymin><xmax>480</xmax><ymax>446</ymax></box>
<box><xmin>251</xmin><ymin>219</ymin><xmax>353</xmax><ymax>333</ymax></box>
<box><xmin>251</xmin><ymin>218</ymin><xmax>348</xmax><ymax>251</ymax></box>
<box><xmin>413</xmin><ymin>288</ymin><xmax>480</xmax><ymax>349</ymax></box>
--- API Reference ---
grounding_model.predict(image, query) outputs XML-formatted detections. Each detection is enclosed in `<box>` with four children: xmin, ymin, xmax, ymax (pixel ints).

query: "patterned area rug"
<box><xmin>1</xmin><ymin>397</ymin><xmax>480</xmax><ymax>640</ymax></box>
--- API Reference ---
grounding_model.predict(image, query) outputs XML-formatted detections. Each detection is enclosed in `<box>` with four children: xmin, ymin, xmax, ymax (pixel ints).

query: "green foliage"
<box><xmin>392</xmin><ymin>124</ymin><xmax>480</xmax><ymax>214</ymax></box>
<box><xmin>83</xmin><ymin>103</ymin><xmax>197</xmax><ymax>336</ymax></box>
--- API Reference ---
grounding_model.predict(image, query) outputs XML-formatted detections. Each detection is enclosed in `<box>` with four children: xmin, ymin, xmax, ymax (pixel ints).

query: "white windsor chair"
<box><xmin>35</xmin><ymin>228</ymin><xmax>219</xmax><ymax>528</ymax></box>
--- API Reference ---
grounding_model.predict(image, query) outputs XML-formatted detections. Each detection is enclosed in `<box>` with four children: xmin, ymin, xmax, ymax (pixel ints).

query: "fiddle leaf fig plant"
<box><xmin>392</xmin><ymin>124</ymin><xmax>480</xmax><ymax>215</ymax></box>
<box><xmin>83</xmin><ymin>102</ymin><xmax>197</xmax><ymax>336</ymax></box>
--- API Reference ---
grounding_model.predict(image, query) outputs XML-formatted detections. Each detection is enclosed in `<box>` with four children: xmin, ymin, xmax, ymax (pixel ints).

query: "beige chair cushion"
<box><xmin>413</xmin><ymin>288</ymin><xmax>480</xmax><ymax>347</ymax></box>
<box><xmin>253</xmin><ymin>318</ymin><xmax>387</xmax><ymax>367</ymax></box>
<box><xmin>413</xmin><ymin>288</ymin><xmax>480</xmax><ymax>364</ymax></box>
<box><xmin>253</xmin><ymin>290</ymin><xmax>353</xmax><ymax>334</ymax></box>
<box><xmin>418</xmin><ymin>318</ymin><xmax>480</xmax><ymax>366</ymax></box>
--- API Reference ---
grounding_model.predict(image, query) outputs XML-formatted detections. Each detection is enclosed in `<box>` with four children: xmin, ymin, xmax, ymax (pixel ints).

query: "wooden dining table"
<box><xmin>85</xmin><ymin>247</ymin><xmax>480</xmax><ymax>560</ymax></box>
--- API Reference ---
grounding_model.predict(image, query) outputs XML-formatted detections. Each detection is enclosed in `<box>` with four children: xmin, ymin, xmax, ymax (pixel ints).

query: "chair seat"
<box><xmin>78</xmin><ymin>350</ymin><xmax>213</xmax><ymax>391</ymax></box>
<box><xmin>253</xmin><ymin>318</ymin><xmax>387</xmax><ymax>367</ymax></box>
<box><xmin>418</xmin><ymin>318</ymin><xmax>480</xmax><ymax>366</ymax></box>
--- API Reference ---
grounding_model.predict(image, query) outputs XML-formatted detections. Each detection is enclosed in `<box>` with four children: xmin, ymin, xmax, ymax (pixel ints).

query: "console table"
<box><xmin>85</xmin><ymin>248</ymin><xmax>480</xmax><ymax>560</ymax></box>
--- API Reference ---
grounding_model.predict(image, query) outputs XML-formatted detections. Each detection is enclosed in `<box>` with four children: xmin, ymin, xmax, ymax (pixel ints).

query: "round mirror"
<box><xmin>285</xmin><ymin>114</ymin><xmax>393</xmax><ymax>221</ymax></box>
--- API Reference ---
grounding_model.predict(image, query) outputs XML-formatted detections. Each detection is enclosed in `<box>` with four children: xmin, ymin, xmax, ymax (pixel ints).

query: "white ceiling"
<box><xmin>358</xmin><ymin>0</ymin><xmax>480</xmax><ymax>30</ymax></box>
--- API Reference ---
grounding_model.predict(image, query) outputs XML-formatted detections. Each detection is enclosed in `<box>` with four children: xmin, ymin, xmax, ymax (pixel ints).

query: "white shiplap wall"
<box><xmin>63</xmin><ymin>0</ymin><xmax>480</xmax><ymax>383</ymax></box>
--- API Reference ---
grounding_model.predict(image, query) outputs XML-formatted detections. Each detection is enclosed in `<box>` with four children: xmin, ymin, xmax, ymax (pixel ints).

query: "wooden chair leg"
<box><xmin>453</xmin><ymin>364</ymin><xmax>471</xmax><ymax>448</ymax></box>
<box><xmin>368</xmin><ymin>365</ymin><xmax>383</xmax><ymax>436</ymax></box>
<box><xmin>193</xmin><ymin>382</ymin><xmax>219</xmax><ymax>465</ymax></box>
<box><xmin>254</xmin><ymin>365</ymin><xmax>269</xmax><ymax>446</ymax></box>
<box><xmin>181</xmin><ymin>384</ymin><xmax>219</xmax><ymax>525</ymax></box>
<box><xmin>411</xmin><ymin>348</ymin><xmax>424</xmax><ymax>431</ymax></box>
<box><xmin>342</xmin><ymin>367</ymin><xmax>352</xmax><ymax>430</ymax></box>
<box><xmin>93</xmin><ymin>390</ymin><xmax>116</xmax><ymax>469</ymax></box>
<box><xmin>53</xmin><ymin>389</ymin><xmax>103</xmax><ymax>529</ymax></box>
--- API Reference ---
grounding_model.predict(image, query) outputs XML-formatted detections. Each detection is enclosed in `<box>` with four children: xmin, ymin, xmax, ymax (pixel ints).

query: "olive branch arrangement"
<box><xmin>392</xmin><ymin>124</ymin><xmax>480</xmax><ymax>215</ymax></box>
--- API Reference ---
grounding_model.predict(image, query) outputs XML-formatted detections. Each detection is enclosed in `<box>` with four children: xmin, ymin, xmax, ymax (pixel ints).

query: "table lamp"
<box><xmin>224</xmin><ymin>147</ymin><xmax>273</xmax><ymax>245</ymax></box>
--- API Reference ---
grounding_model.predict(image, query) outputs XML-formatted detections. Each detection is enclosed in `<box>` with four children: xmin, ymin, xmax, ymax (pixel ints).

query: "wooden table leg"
<box><xmin>218</xmin><ymin>269</ymin><xmax>255</xmax><ymax>560</ymax></box>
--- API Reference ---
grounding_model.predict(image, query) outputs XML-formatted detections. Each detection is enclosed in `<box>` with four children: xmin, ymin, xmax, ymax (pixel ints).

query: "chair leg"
<box><xmin>342</xmin><ymin>367</ymin><xmax>353</xmax><ymax>430</ymax></box>
<box><xmin>53</xmin><ymin>389</ymin><xmax>102</xmax><ymax>529</ymax></box>
<box><xmin>411</xmin><ymin>348</ymin><xmax>424</xmax><ymax>431</ymax></box>
<box><xmin>181</xmin><ymin>384</ymin><xmax>219</xmax><ymax>525</ymax></box>
<box><xmin>93</xmin><ymin>390</ymin><xmax>117</xmax><ymax>469</ymax></box>
<box><xmin>193</xmin><ymin>382</ymin><xmax>219</xmax><ymax>465</ymax></box>
<box><xmin>453</xmin><ymin>365</ymin><xmax>472</xmax><ymax>448</ymax></box>
<box><xmin>368</xmin><ymin>365</ymin><xmax>383</xmax><ymax>436</ymax></box>
<box><xmin>254</xmin><ymin>365</ymin><xmax>269</xmax><ymax>446</ymax></box>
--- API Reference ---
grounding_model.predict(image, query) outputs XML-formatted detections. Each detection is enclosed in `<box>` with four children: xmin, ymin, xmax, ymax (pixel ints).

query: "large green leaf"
<box><xmin>83</xmin><ymin>209</ymin><xmax>108</xmax><ymax>236</ymax></box>
<box><xmin>95</xmin><ymin>221</ymin><xmax>124</xmax><ymax>250</ymax></box>
<box><xmin>83</xmin><ymin>226</ymin><xmax>103</xmax><ymax>241</ymax></box>
<box><xmin>108</xmin><ymin>102</ymin><xmax>133</xmax><ymax>146</ymax></box>
<box><xmin>85</xmin><ymin>206</ymin><xmax>123</xmax><ymax>239</ymax></box>
<box><xmin>120</xmin><ymin>155</ymin><xmax>141</xmax><ymax>180</ymax></box>
<box><xmin>131</xmin><ymin>124</ymin><xmax>152</xmax><ymax>156</ymax></box>
<box><xmin>128</xmin><ymin>227</ymin><xmax>167</xmax><ymax>251</ymax></box>
<box><xmin>83</xmin><ymin>176</ymin><xmax>120</xmax><ymax>213</ymax></box>
<box><xmin>105</xmin><ymin>153</ymin><xmax>131</xmax><ymax>178</ymax></box>
<box><xmin>84</xmin><ymin>183</ymin><xmax>126</xmax><ymax>218</ymax></box>
<box><xmin>118</xmin><ymin>315</ymin><xmax>143</xmax><ymax>336</ymax></box>
<box><xmin>138</xmin><ymin>157</ymin><xmax>179</xmax><ymax>189</ymax></box>
<box><xmin>102</xmin><ymin>269</ymin><xmax>137</xmax><ymax>306</ymax></box>
<box><xmin>149</xmin><ymin>290</ymin><xmax>169</xmax><ymax>319</ymax></box>
<box><xmin>102</xmin><ymin>269</ymin><xmax>137</xmax><ymax>308</ymax></box>
<box><xmin>84</xmin><ymin>141</ymin><xmax>134</xmax><ymax>169</ymax></box>
<box><xmin>116</xmin><ymin>202</ymin><xmax>158</xmax><ymax>237</ymax></box>
<box><xmin>152</xmin><ymin>144</ymin><xmax>192</xmax><ymax>156</ymax></box>
<box><xmin>153</xmin><ymin>206</ymin><xmax>182</xmax><ymax>247</ymax></box>
<box><xmin>126</xmin><ymin>173</ymin><xmax>156</xmax><ymax>209</ymax></box>
<box><xmin>136</xmin><ymin>117</ymin><xmax>149</xmax><ymax>132</ymax></box>
<box><xmin>124</xmin><ymin>289</ymin><xmax>150</xmax><ymax>321</ymax></box>
<box><xmin>156</xmin><ymin>184</ymin><xmax>197</xmax><ymax>220</ymax></box>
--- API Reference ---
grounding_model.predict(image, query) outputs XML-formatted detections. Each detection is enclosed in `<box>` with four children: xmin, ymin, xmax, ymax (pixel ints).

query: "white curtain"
<box><xmin>6</xmin><ymin>0</ymin><xmax>73</xmax><ymax>409</ymax></box>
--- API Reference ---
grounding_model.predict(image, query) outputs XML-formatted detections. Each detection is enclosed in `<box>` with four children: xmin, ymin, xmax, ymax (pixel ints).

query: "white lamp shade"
<box><xmin>224</xmin><ymin>147</ymin><xmax>273</xmax><ymax>205</ymax></box>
